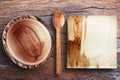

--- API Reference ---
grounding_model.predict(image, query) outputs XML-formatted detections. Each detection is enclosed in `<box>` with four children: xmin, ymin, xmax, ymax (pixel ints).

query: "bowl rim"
<box><xmin>2</xmin><ymin>15</ymin><xmax>52</xmax><ymax>68</ymax></box>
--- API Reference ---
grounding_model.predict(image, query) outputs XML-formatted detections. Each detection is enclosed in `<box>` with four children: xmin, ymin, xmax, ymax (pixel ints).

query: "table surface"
<box><xmin>0</xmin><ymin>0</ymin><xmax>120</xmax><ymax>80</ymax></box>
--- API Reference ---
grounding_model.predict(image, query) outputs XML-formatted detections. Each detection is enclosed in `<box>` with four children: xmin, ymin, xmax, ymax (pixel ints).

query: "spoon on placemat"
<box><xmin>52</xmin><ymin>11</ymin><xmax>65</xmax><ymax>75</ymax></box>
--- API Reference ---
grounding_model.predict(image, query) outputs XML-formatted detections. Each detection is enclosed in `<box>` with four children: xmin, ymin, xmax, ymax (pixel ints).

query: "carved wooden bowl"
<box><xmin>2</xmin><ymin>15</ymin><xmax>52</xmax><ymax>68</ymax></box>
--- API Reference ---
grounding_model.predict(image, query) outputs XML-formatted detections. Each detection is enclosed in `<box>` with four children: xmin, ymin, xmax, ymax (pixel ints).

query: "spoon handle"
<box><xmin>56</xmin><ymin>28</ymin><xmax>61</xmax><ymax>75</ymax></box>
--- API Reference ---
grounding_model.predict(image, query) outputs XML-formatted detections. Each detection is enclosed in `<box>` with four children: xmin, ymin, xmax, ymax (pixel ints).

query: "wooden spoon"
<box><xmin>52</xmin><ymin>11</ymin><xmax>65</xmax><ymax>75</ymax></box>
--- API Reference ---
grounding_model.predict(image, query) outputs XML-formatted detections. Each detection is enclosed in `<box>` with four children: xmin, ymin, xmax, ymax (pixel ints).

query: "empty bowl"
<box><xmin>2</xmin><ymin>15</ymin><xmax>52</xmax><ymax>68</ymax></box>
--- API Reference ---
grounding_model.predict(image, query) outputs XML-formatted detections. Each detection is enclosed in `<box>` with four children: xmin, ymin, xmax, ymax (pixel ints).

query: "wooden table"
<box><xmin>0</xmin><ymin>0</ymin><xmax>120</xmax><ymax>80</ymax></box>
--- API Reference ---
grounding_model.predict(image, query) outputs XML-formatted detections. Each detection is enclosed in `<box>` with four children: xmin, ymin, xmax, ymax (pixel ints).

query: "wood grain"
<box><xmin>53</xmin><ymin>11</ymin><xmax>65</xmax><ymax>75</ymax></box>
<box><xmin>67</xmin><ymin>16</ymin><xmax>117</xmax><ymax>68</ymax></box>
<box><xmin>0</xmin><ymin>0</ymin><xmax>120</xmax><ymax>80</ymax></box>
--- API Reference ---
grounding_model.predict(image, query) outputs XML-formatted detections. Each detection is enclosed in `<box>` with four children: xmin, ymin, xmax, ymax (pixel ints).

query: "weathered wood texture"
<box><xmin>0</xmin><ymin>0</ymin><xmax>120</xmax><ymax>80</ymax></box>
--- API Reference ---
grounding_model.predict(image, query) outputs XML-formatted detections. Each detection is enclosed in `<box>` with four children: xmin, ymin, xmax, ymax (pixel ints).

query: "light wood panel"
<box><xmin>67</xmin><ymin>16</ymin><xmax>117</xmax><ymax>68</ymax></box>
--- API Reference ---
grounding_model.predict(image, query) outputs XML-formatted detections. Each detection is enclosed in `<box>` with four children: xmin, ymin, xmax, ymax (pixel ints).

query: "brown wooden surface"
<box><xmin>0</xmin><ymin>0</ymin><xmax>120</xmax><ymax>80</ymax></box>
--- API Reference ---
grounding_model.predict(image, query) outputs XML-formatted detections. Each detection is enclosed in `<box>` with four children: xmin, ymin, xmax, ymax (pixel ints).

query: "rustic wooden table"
<box><xmin>0</xmin><ymin>0</ymin><xmax>120</xmax><ymax>80</ymax></box>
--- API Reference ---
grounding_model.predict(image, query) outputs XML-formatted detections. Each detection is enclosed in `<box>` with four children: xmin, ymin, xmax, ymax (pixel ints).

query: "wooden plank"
<box><xmin>67</xmin><ymin>16</ymin><xmax>117</xmax><ymax>68</ymax></box>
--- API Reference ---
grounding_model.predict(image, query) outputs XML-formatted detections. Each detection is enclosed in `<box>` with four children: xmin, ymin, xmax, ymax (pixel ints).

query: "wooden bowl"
<box><xmin>2</xmin><ymin>15</ymin><xmax>52</xmax><ymax>68</ymax></box>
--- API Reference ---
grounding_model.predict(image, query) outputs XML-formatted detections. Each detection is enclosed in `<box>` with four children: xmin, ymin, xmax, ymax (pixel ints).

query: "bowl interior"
<box><xmin>6</xmin><ymin>19</ymin><xmax>51</xmax><ymax>65</ymax></box>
